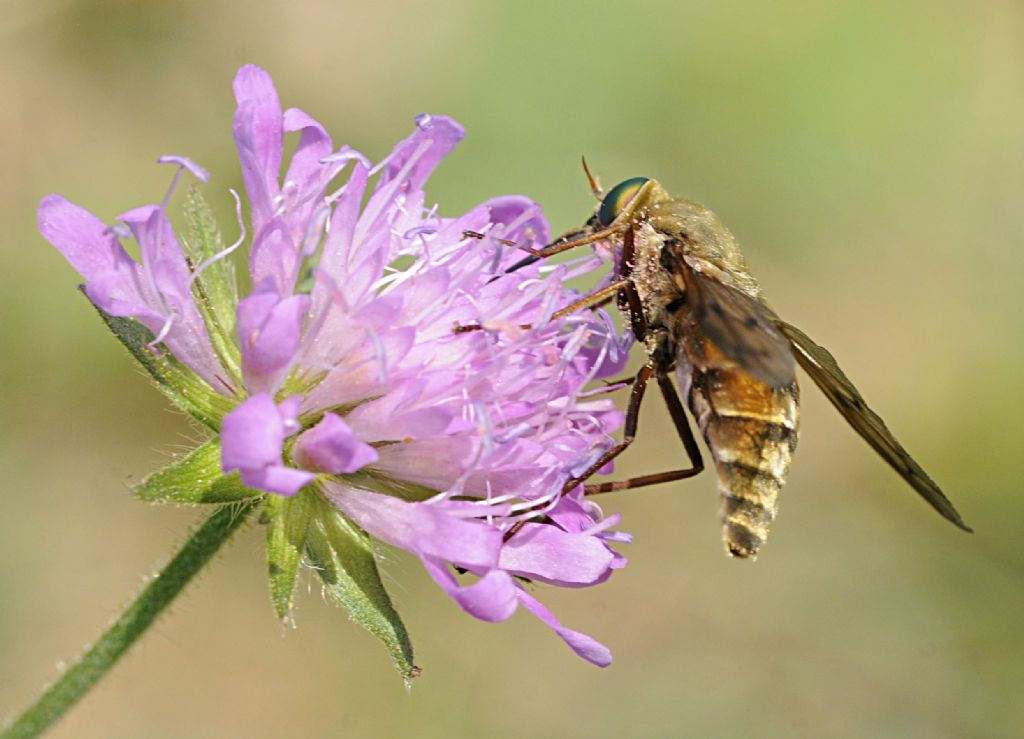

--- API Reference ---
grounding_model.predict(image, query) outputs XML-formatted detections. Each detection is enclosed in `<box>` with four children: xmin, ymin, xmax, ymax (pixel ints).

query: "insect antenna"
<box><xmin>581</xmin><ymin>156</ymin><xmax>603</xmax><ymax>200</ymax></box>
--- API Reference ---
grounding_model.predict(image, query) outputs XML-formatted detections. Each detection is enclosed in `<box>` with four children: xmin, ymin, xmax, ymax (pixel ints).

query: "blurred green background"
<box><xmin>2</xmin><ymin>1</ymin><xmax>1022</xmax><ymax>737</ymax></box>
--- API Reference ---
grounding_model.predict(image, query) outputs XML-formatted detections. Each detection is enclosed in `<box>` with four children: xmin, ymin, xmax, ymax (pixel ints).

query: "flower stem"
<box><xmin>2</xmin><ymin>501</ymin><xmax>257</xmax><ymax>739</ymax></box>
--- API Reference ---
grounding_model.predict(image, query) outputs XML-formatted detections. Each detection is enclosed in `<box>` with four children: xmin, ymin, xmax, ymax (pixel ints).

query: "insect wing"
<box><xmin>776</xmin><ymin>321</ymin><xmax>971</xmax><ymax>531</ymax></box>
<box><xmin>678</xmin><ymin>262</ymin><xmax>796</xmax><ymax>388</ymax></box>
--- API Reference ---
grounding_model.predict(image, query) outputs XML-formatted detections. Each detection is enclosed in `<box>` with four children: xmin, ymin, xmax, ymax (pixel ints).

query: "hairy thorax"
<box><xmin>647</xmin><ymin>198</ymin><xmax>762</xmax><ymax>299</ymax></box>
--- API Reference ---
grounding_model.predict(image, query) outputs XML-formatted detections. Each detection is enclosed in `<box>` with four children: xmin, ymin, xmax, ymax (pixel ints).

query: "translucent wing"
<box><xmin>680</xmin><ymin>266</ymin><xmax>796</xmax><ymax>388</ymax></box>
<box><xmin>777</xmin><ymin>321</ymin><xmax>971</xmax><ymax>531</ymax></box>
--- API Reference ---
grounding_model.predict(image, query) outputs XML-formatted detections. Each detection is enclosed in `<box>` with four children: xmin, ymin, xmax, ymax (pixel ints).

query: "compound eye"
<box><xmin>597</xmin><ymin>177</ymin><xmax>649</xmax><ymax>227</ymax></box>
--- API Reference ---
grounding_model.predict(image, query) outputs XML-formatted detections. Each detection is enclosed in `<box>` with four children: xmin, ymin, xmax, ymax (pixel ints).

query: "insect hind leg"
<box><xmin>583</xmin><ymin>369</ymin><xmax>704</xmax><ymax>495</ymax></box>
<box><xmin>561</xmin><ymin>364</ymin><xmax>653</xmax><ymax>494</ymax></box>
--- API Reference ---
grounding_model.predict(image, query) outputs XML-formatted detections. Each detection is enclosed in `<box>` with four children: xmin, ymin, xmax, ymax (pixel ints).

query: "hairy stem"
<box><xmin>2</xmin><ymin>501</ymin><xmax>256</xmax><ymax>739</ymax></box>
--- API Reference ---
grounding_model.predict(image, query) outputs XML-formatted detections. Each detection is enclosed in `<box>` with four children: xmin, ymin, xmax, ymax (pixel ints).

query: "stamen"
<box><xmin>359</xmin><ymin>139</ymin><xmax>433</xmax><ymax>232</ymax></box>
<box><xmin>105</xmin><ymin>223</ymin><xmax>132</xmax><ymax>240</ymax></box>
<box><xmin>158</xmin><ymin>155</ymin><xmax>210</xmax><ymax>183</ymax></box>
<box><xmin>505</xmin><ymin>492</ymin><xmax>559</xmax><ymax>521</ymax></box>
<box><xmin>319</xmin><ymin>148</ymin><xmax>370</xmax><ymax>206</ymax></box>
<box><xmin>313</xmin><ymin>269</ymin><xmax>349</xmax><ymax>313</ymax></box>
<box><xmin>367</xmin><ymin>328</ymin><xmax>390</xmax><ymax>385</ymax></box>
<box><xmin>324</xmin><ymin>181</ymin><xmax>349</xmax><ymax>205</ymax></box>
<box><xmin>320</xmin><ymin>148</ymin><xmax>372</xmax><ymax>169</ymax></box>
<box><xmin>300</xmin><ymin>201</ymin><xmax>330</xmax><ymax>257</ymax></box>
<box><xmin>532</xmin><ymin>264</ymin><xmax>568</xmax><ymax>326</ymax></box>
<box><xmin>482</xmin><ymin>492</ymin><xmax>517</xmax><ymax>507</ymax></box>
<box><xmin>472</xmin><ymin>400</ymin><xmax>495</xmax><ymax>453</ymax></box>
<box><xmin>146</xmin><ymin>310</ymin><xmax>176</xmax><ymax>351</ymax></box>
<box><xmin>158</xmin><ymin>156</ymin><xmax>209</xmax><ymax>211</ymax></box>
<box><xmin>271</xmin><ymin>181</ymin><xmax>297</xmax><ymax>218</ymax></box>
<box><xmin>492</xmin><ymin>422</ymin><xmax>533</xmax><ymax>443</ymax></box>
<box><xmin>188</xmin><ymin>189</ymin><xmax>245</xmax><ymax>290</ymax></box>
<box><xmin>403</xmin><ymin>225</ymin><xmax>437</xmax><ymax>239</ymax></box>
<box><xmin>580</xmin><ymin>512</ymin><xmax>622</xmax><ymax>537</ymax></box>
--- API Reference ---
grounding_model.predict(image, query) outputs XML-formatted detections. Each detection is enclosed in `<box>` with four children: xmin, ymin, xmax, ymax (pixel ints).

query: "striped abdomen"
<box><xmin>682</xmin><ymin>355</ymin><xmax>799</xmax><ymax>558</ymax></box>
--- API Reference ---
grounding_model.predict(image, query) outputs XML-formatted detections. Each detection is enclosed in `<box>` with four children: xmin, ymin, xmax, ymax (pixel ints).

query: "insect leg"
<box><xmin>619</xmin><ymin>270</ymin><xmax>648</xmax><ymax>342</ymax></box>
<box><xmin>464</xmin><ymin>224</ymin><xmax>622</xmax><ymax>259</ymax></box>
<box><xmin>466</xmin><ymin>224</ymin><xmax>627</xmax><ymax>282</ymax></box>
<box><xmin>655</xmin><ymin>370</ymin><xmax>703</xmax><ymax>472</ymax></box>
<box><xmin>502</xmin><ymin>364</ymin><xmax>648</xmax><ymax>543</ymax></box>
<box><xmin>453</xmin><ymin>279</ymin><xmax>628</xmax><ymax>334</ymax></box>
<box><xmin>551</xmin><ymin>279</ymin><xmax>628</xmax><ymax>321</ymax></box>
<box><xmin>582</xmin><ymin>369</ymin><xmax>704</xmax><ymax>495</ymax></box>
<box><xmin>560</xmin><ymin>363</ymin><xmax>653</xmax><ymax>493</ymax></box>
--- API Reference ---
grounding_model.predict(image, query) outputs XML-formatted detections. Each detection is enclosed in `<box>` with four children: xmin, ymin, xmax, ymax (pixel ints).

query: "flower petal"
<box><xmin>221</xmin><ymin>393</ymin><xmax>285</xmax><ymax>470</ymax></box>
<box><xmin>222</xmin><ymin>393</ymin><xmax>311</xmax><ymax>495</ymax></box>
<box><xmin>293</xmin><ymin>413</ymin><xmax>379</xmax><ymax>474</ymax></box>
<box><xmin>237</xmin><ymin>284</ymin><xmax>309</xmax><ymax>394</ymax></box>
<box><xmin>322</xmin><ymin>484</ymin><xmax>501</xmax><ymax>570</ymax></box>
<box><xmin>483</xmin><ymin>194</ymin><xmax>551</xmax><ymax>248</ymax></box>
<box><xmin>421</xmin><ymin>558</ymin><xmax>518</xmax><ymax>622</ymax></box>
<box><xmin>250</xmin><ymin>217</ymin><xmax>300</xmax><ymax>296</ymax></box>
<box><xmin>282</xmin><ymin>107</ymin><xmax>332</xmax><ymax>207</ymax></box>
<box><xmin>344</xmin><ymin>381</ymin><xmax>456</xmax><ymax>441</ymax></box>
<box><xmin>117</xmin><ymin>205</ymin><xmax>192</xmax><ymax>299</ymax></box>
<box><xmin>314</xmin><ymin>161</ymin><xmax>368</xmax><ymax>295</ymax></box>
<box><xmin>378</xmin><ymin>114</ymin><xmax>465</xmax><ymax>195</ymax></box>
<box><xmin>240</xmin><ymin>463</ymin><xmax>312</xmax><ymax>496</ymax></box>
<box><xmin>498</xmin><ymin>523</ymin><xmax>615</xmax><ymax>586</ymax></box>
<box><xmin>515</xmin><ymin>588</ymin><xmax>612</xmax><ymax>667</ymax></box>
<box><xmin>233</xmin><ymin>64</ymin><xmax>283</xmax><ymax>237</ymax></box>
<box><xmin>38</xmin><ymin>195</ymin><xmax>139</xmax><ymax>285</ymax></box>
<box><xmin>354</xmin><ymin>115</ymin><xmax>465</xmax><ymax>248</ymax></box>
<box><xmin>82</xmin><ymin>270</ymin><xmax>157</xmax><ymax>320</ymax></box>
<box><xmin>116</xmin><ymin>204</ymin><xmax>228</xmax><ymax>386</ymax></box>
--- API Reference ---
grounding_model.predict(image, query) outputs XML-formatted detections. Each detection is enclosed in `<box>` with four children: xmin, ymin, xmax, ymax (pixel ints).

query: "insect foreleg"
<box><xmin>620</xmin><ymin>275</ymin><xmax>648</xmax><ymax>342</ymax></box>
<box><xmin>466</xmin><ymin>223</ymin><xmax>624</xmax><ymax>263</ymax></box>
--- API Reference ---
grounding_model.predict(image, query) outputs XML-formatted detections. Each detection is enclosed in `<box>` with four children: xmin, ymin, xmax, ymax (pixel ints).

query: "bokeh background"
<box><xmin>2</xmin><ymin>1</ymin><xmax>1022</xmax><ymax>737</ymax></box>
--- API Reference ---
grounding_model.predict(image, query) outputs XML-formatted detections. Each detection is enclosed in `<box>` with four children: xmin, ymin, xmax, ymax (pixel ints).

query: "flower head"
<box><xmin>39</xmin><ymin>64</ymin><xmax>632</xmax><ymax>673</ymax></box>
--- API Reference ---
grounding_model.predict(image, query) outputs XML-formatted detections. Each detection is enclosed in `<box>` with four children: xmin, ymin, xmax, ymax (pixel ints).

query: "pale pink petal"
<box><xmin>249</xmin><ymin>217</ymin><xmax>299</xmax><ymax>296</ymax></box>
<box><xmin>499</xmin><ymin>523</ymin><xmax>615</xmax><ymax>586</ymax></box>
<box><xmin>322</xmin><ymin>484</ymin><xmax>501</xmax><ymax>570</ymax></box>
<box><xmin>282</xmin><ymin>108</ymin><xmax>332</xmax><ymax>201</ymax></box>
<box><xmin>293</xmin><ymin>413</ymin><xmax>379</xmax><ymax>474</ymax></box>
<box><xmin>421</xmin><ymin>558</ymin><xmax>518</xmax><ymax>622</ymax></box>
<box><xmin>222</xmin><ymin>393</ymin><xmax>311</xmax><ymax>496</ymax></box>
<box><xmin>516</xmin><ymin>588</ymin><xmax>612</xmax><ymax>667</ymax></box>
<box><xmin>237</xmin><ymin>285</ymin><xmax>309</xmax><ymax>394</ymax></box>
<box><xmin>38</xmin><ymin>195</ymin><xmax>137</xmax><ymax>280</ymax></box>
<box><xmin>233</xmin><ymin>64</ymin><xmax>283</xmax><ymax>236</ymax></box>
<box><xmin>221</xmin><ymin>393</ymin><xmax>284</xmax><ymax>470</ymax></box>
<box><xmin>240</xmin><ymin>464</ymin><xmax>312</xmax><ymax>496</ymax></box>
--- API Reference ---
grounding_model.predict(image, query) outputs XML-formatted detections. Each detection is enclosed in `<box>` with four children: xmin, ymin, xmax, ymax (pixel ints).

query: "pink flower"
<box><xmin>39</xmin><ymin>64</ymin><xmax>633</xmax><ymax>667</ymax></box>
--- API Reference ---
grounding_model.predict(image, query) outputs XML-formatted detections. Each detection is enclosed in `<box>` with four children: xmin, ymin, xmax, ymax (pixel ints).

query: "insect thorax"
<box><xmin>630</xmin><ymin>224</ymin><xmax>682</xmax><ymax>323</ymax></box>
<box><xmin>628</xmin><ymin>222</ymin><xmax>684</xmax><ymax>366</ymax></box>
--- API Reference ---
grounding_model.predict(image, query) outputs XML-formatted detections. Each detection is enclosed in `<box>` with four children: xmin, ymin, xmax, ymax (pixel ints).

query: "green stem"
<box><xmin>2</xmin><ymin>501</ymin><xmax>257</xmax><ymax>739</ymax></box>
